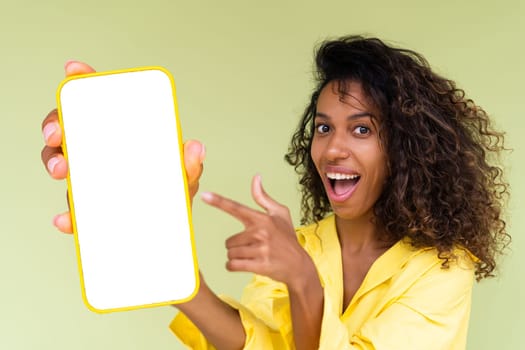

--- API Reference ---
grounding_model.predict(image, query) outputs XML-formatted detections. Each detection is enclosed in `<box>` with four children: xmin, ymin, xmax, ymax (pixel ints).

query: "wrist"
<box><xmin>173</xmin><ymin>272</ymin><xmax>210</xmax><ymax>313</ymax></box>
<box><xmin>286</xmin><ymin>253</ymin><xmax>322</xmax><ymax>296</ymax></box>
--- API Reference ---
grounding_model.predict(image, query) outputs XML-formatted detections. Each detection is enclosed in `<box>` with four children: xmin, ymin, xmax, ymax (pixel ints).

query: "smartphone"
<box><xmin>57</xmin><ymin>67</ymin><xmax>199</xmax><ymax>313</ymax></box>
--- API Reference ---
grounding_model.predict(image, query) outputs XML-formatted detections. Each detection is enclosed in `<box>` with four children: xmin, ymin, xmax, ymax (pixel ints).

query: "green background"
<box><xmin>1</xmin><ymin>0</ymin><xmax>523</xmax><ymax>348</ymax></box>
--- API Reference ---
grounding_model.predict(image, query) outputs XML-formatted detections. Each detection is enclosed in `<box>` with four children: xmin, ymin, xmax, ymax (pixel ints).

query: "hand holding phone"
<box><xmin>57</xmin><ymin>67</ymin><xmax>199</xmax><ymax>312</ymax></box>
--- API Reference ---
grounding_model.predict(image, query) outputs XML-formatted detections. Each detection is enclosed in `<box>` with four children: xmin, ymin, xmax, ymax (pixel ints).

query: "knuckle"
<box><xmin>226</xmin><ymin>260</ymin><xmax>241</xmax><ymax>272</ymax></box>
<box><xmin>258</xmin><ymin>244</ymin><xmax>270</xmax><ymax>257</ymax></box>
<box><xmin>254</xmin><ymin>229</ymin><xmax>269</xmax><ymax>241</ymax></box>
<box><xmin>216</xmin><ymin>196</ymin><xmax>228</xmax><ymax>207</ymax></box>
<box><xmin>261</xmin><ymin>256</ymin><xmax>272</xmax><ymax>271</ymax></box>
<box><xmin>40</xmin><ymin>147</ymin><xmax>48</xmax><ymax>161</ymax></box>
<box><xmin>42</xmin><ymin>109</ymin><xmax>58</xmax><ymax>127</ymax></box>
<box><xmin>260</xmin><ymin>215</ymin><xmax>272</xmax><ymax>226</ymax></box>
<box><xmin>276</xmin><ymin>204</ymin><xmax>290</xmax><ymax>217</ymax></box>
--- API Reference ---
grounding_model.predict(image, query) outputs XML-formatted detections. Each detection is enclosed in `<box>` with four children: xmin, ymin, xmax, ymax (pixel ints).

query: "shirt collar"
<box><xmin>299</xmin><ymin>215</ymin><xmax>425</xmax><ymax>311</ymax></box>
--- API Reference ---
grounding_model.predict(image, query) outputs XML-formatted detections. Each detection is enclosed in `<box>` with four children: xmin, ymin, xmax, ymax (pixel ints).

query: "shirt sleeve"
<box><xmin>317</xmin><ymin>258</ymin><xmax>475</xmax><ymax>350</ymax></box>
<box><xmin>169</xmin><ymin>275</ymin><xmax>295</xmax><ymax>350</ymax></box>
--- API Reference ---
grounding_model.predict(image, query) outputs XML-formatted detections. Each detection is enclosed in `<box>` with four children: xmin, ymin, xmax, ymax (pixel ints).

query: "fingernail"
<box><xmin>43</xmin><ymin>122</ymin><xmax>57</xmax><ymax>142</ymax></box>
<box><xmin>52</xmin><ymin>214</ymin><xmax>61</xmax><ymax>227</ymax></box>
<box><xmin>47</xmin><ymin>157</ymin><xmax>60</xmax><ymax>174</ymax></box>
<box><xmin>64</xmin><ymin>60</ymin><xmax>76</xmax><ymax>70</ymax></box>
<box><xmin>54</xmin><ymin>214</ymin><xmax>68</xmax><ymax>228</ymax></box>
<box><xmin>201</xmin><ymin>192</ymin><xmax>213</xmax><ymax>202</ymax></box>
<box><xmin>199</xmin><ymin>144</ymin><xmax>206</xmax><ymax>162</ymax></box>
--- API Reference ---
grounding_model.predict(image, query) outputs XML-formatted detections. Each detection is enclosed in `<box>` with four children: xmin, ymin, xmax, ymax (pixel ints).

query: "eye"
<box><xmin>316</xmin><ymin>124</ymin><xmax>330</xmax><ymax>134</ymax></box>
<box><xmin>353</xmin><ymin>125</ymin><xmax>370</xmax><ymax>135</ymax></box>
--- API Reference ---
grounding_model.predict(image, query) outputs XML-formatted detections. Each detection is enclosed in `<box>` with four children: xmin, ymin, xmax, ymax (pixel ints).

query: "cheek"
<box><xmin>373</xmin><ymin>155</ymin><xmax>389</xmax><ymax>187</ymax></box>
<box><xmin>310</xmin><ymin>140</ymin><xmax>321</xmax><ymax>168</ymax></box>
<box><xmin>363</xmin><ymin>147</ymin><xmax>388</xmax><ymax>186</ymax></box>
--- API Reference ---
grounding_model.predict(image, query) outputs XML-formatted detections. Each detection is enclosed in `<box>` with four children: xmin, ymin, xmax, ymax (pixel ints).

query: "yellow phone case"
<box><xmin>56</xmin><ymin>67</ymin><xmax>199</xmax><ymax>313</ymax></box>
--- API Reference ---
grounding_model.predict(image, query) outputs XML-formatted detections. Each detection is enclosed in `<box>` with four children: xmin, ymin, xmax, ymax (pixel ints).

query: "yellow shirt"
<box><xmin>170</xmin><ymin>215</ymin><xmax>475</xmax><ymax>349</ymax></box>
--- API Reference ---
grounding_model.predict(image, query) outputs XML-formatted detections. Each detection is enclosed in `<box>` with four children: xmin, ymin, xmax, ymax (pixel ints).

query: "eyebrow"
<box><xmin>315</xmin><ymin>112</ymin><xmax>375</xmax><ymax>120</ymax></box>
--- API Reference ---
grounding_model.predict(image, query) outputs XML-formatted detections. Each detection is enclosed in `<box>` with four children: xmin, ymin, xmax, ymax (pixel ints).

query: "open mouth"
<box><xmin>327</xmin><ymin>172</ymin><xmax>361</xmax><ymax>196</ymax></box>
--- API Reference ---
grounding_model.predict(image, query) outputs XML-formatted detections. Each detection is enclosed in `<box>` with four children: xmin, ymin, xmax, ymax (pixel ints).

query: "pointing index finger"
<box><xmin>201</xmin><ymin>191</ymin><xmax>262</xmax><ymax>225</ymax></box>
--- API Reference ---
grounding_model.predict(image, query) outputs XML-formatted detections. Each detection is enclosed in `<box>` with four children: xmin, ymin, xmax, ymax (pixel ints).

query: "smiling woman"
<box><xmin>286</xmin><ymin>36</ymin><xmax>509</xmax><ymax>281</ymax></box>
<box><xmin>169</xmin><ymin>37</ymin><xmax>510</xmax><ymax>349</ymax></box>
<box><xmin>41</xmin><ymin>35</ymin><xmax>510</xmax><ymax>350</ymax></box>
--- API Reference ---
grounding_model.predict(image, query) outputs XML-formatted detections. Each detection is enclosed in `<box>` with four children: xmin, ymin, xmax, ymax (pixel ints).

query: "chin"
<box><xmin>330</xmin><ymin>203</ymin><xmax>373</xmax><ymax>222</ymax></box>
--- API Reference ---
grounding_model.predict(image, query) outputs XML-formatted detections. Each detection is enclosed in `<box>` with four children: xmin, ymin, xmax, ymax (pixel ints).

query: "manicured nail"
<box><xmin>64</xmin><ymin>60</ymin><xmax>76</xmax><ymax>70</ymax></box>
<box><xmin>43</xmin><ymin>122</ymin><xmax>57</xmax><ymax>142</ymax></box>
<box><xmin>47</xmin><ymin>157</ymin><xmax>60</xmax><ymax>174</ymax></box>
<box><xmin>52</xmin><ymin>214</ymin><xmax>61</xmax><ymax>227</ymax></box>
<box><xmin>201</xmin><ymin>192</ymin><xmax>213</xmax><ymax>202</ymax></box>
<box><xmin>254</xmin><ymin>173</ymin><xmax>262</xmax><ymax>185</ymax></box>
<box><xmin>54</xmin><ymin>214</ymin><xmax>69</xmax><ymax>229</ymax></box>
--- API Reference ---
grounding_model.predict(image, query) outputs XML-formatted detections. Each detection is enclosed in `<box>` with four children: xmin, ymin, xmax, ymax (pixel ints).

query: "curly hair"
<box><xmin>285</xmin><ymin>35</ymin><xmax>510</xmax><ymax>280</ymax></box>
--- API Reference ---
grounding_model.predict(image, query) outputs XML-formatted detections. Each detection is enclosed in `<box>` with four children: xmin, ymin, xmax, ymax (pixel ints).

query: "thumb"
<box><xmin>251</xmin><ymin>174</ymin><xmax>287</xmax><ymax>217</ymax></box>
<box><xmin>183</xmin><ymin>140</ymin><xmax>205</xmax><ymax>197</ymax></box>
<box><xmin>64</xmin><ymin>60</ymin><xmax>96</xmax><ymax>77</ymax></box>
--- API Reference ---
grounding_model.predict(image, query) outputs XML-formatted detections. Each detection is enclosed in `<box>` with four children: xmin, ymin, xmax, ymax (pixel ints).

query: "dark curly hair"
<box><xmin>285</xmin><ymin>35</ymin><xmax>510</xmax><ymax>280</ymax></box>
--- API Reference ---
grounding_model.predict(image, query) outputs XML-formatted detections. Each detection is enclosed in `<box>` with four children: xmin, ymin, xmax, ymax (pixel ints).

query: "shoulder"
<box><xmin>391</xmin><ymin>240</ymin><xmax>477</xmax><ymax>297</ymax></box>
<box><xmin>295</xmin><ymin>215</ymin><xmax>336</xmax><ymax>244</ymax></box>
<box><xmin>398</xmin><ymin>239</ymin><xmax>477</xmax><ymax>273</ymax></box>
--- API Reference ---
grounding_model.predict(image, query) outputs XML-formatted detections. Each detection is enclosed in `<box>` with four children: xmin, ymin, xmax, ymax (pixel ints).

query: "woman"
<box><xmin>41</xmin><ymin>36</ymin><xmax>509</xmax><ymax>349</ymax></box>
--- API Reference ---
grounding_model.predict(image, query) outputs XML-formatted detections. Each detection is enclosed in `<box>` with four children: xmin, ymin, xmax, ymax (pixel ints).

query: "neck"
<box><xmin>334</xmin><ymin>213</ymin><xmax>386</xmax><ymax>253</ymax></box>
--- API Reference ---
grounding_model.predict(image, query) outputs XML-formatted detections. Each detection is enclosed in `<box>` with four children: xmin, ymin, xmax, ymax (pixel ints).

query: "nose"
<box><xmin>325</xmin><ymin>131</ymin><xmax>351</xmax><ymax>161</ymax></box>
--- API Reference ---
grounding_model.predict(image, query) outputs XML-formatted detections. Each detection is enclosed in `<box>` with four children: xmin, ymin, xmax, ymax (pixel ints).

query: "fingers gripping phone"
<box><xmin>57</xmin><ymin>67</ymin><xmax>199</xmax><ymax>313</ymax></box>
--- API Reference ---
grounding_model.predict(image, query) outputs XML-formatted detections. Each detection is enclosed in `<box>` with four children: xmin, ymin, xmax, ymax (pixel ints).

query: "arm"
<box><xmin>175</xmin><ymin>276</ymin><xmax>245</xmax><ymax>350</ymax></box>
<box><xmin>172</xmin><ymin>272</ymin><xmax>324</xmax><ymax>350</ymax></box>
<box><xmin>171</xmin><ymin>274</ymin><xmax>292</xmax><ymax>350</ymax></box>
<box><xmin>287</xmin><ymin>254</ymin><xmax>324</xmax><ymax>350</ymax></box>
<box><xmin>201</xmin><ymin>176</ymin><xmax>325</xmax><ymax>350</ymax></box>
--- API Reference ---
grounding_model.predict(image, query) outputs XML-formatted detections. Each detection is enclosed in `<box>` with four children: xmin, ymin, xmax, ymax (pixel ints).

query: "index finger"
<box><xmin>201</xmin><ymin>192</ymin><xmax>262</xmax><ymax>225</ymax></box>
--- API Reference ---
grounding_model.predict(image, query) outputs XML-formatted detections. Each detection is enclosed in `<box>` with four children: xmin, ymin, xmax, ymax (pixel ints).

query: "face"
<box><xmin>310</xmin><ymin>80</ymin><xmax>388</xmax><ymax>221</ymax></box>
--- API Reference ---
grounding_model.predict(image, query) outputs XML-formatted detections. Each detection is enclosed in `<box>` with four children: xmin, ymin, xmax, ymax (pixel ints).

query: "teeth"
<box><xmin>326</xmin><ymin>172</ymin><xmax>360</xmax><ymax>180</ymax></box>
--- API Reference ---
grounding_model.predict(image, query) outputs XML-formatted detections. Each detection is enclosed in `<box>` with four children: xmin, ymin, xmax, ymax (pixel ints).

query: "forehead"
<box><xmin>316</xmin><ymin>80</ymin><xmax>378</xmax><ymax>116</ymax></box>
